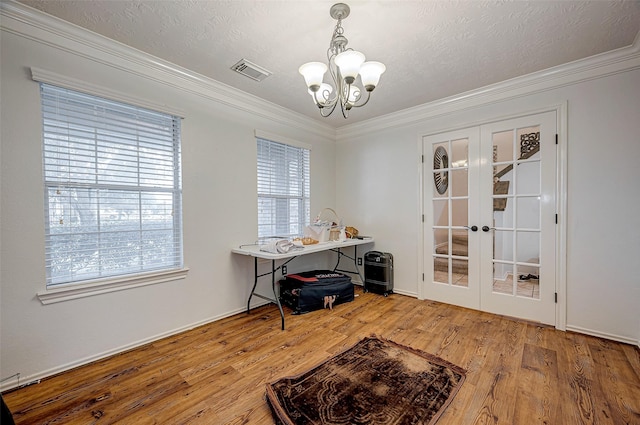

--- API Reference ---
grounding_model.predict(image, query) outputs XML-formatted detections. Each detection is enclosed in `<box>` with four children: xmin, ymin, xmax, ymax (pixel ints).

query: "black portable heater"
<box><xmin>364</xmin><ymin>251</ymin><xmax>394</xmax><ymax>296</ymax></box>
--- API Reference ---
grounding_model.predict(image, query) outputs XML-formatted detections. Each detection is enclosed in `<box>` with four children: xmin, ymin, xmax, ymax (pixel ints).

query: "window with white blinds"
<box><xmin>257</xmin><ymin>138</ymin><xmax>310</xmax><ymax>239</ymax></box>
<box><xmin>40</xmin><ymin>83</ymin><xmax>183</xmax><ymax>287</ymax></box>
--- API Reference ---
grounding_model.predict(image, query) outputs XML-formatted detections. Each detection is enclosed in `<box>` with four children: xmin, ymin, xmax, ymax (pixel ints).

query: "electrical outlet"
<box><xmin>282</xmin><ymin>265</ymin><xmax>287</xmax><ymax>275</ymax></box>
<box><xmin>357</xmin><ymin>257</ymin><xmax>362</xmax><ymax>266</ymax></box>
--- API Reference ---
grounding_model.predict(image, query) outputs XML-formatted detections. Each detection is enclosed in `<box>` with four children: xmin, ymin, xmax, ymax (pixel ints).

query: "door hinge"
<box><xmin>421</xmin><ymin>154</ymin><xmax>424</xmax><ymax>163</ymax></box>
<box><xmin>555</xmin><ymin>134</ymin><xmax>558</xmax><ymax>144</ymax></box>
<box><xmin>555</xmin><ymin>292</ymin><xmax>558</xmax><ymax>303</ymax></box>
<box><xmin>422</xmin><ymin>214</ymin><xmax>424</xmax><ymax>222</ymax></box>
<box><xmin>422</xmin><ymin>273</ymin><xmax>425</xmax><ymax>281</ymax></box>
<box><xmin>555</xmin><ymin>214</ymin><xmax>558</xmax><ymax>224</ymax></box>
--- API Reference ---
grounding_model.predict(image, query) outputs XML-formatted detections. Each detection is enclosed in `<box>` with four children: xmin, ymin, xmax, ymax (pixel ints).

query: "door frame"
<box><xmin>417</xmin><ymin>103</ymin><xmax>567</xmax><ymax>330</ymax></box>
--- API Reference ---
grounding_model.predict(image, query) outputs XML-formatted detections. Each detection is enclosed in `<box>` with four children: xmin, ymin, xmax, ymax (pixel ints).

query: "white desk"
<box><xmin>232</xmin><ymin>238</ymin><xmax>374</xmax><ymax>330</ymax></box>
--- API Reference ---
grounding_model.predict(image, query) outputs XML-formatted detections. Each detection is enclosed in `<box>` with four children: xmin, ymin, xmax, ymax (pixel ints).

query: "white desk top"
<box><xmin>231</xmin><ymin>238</ymin><xmax>374</xmax><ymax>260</ymax></box>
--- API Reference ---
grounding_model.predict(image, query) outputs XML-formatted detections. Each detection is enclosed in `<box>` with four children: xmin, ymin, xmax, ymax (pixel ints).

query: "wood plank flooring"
<box><xmin>3</xmin><ymin>287</ymin><xmax>640</xmax><ymax>424</ymax></box>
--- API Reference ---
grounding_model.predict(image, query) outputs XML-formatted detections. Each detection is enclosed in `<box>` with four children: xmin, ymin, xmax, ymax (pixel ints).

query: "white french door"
<box><xmin>423</xmin><ymin>111</ymin><xmax>557</xmax><ymax>325</ymax></box>
<box><xmin>423</xmin><ymin>127</ymin><xmax>481</xmax><ymax>310</ymax></box>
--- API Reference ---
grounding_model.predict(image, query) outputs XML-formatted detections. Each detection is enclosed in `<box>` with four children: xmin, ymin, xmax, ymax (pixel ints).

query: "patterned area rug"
<box><xmin>266</xmin><ymin>336</ymin><xmax>466</xmax><ymax>425</ymax></box>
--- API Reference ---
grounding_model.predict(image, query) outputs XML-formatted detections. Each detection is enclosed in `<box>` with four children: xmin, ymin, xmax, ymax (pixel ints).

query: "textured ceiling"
<box><xmin>17</xmin><ymin>0</ymin><xmax>640</xmax><ymax>128</ymax></box>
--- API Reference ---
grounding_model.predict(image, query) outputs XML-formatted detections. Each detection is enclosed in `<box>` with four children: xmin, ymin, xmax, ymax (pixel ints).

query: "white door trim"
<box><xmin>555</xmin><ymin>101</ymin><xmax>568</xmax><ymax>331</ymax></box>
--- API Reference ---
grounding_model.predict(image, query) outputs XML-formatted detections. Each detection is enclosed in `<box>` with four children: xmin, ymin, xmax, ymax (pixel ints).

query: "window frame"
<box><xmin>32</xmin><ymin>71</ymin><xmax>188</xmax><ymax>304</ymax></box>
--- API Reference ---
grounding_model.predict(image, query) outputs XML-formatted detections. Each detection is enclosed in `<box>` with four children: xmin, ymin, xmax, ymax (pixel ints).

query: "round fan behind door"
<box><xmin>433</xmin><ymin>146</ymin><xmax>449</xmax><ymax>195</ymax></box>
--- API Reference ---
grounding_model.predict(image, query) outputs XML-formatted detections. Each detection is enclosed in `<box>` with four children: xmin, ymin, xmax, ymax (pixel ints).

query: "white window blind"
<box><xmin>257</xmin><ymin>138</ymin><xmax>310</xmax><ymax>239</ymax></box>
<box><xmin>40</xmin><ymin>83</ymin><xmax>183</xmax><ymax>287</ymax></box>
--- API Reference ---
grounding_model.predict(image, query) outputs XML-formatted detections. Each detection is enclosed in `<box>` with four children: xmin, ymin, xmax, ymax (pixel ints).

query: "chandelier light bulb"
<box><xmin>334</xmin><ymin>50</ymin><xmax>365</xmax><ymax>85</ymax></box>
<box><xmin>359</xmin><ymin>61</ymin><xmax>386</xmax><ymax>91</ymax></box>
<box><xmin>347</xmin><ymin>84</ymin><xmax>360</xmax><ymax>103</ymax></box>
<box><xmin>299</xmin><ymin>62</ymin><xmax>328</xmax><ymax>91</ymax></box>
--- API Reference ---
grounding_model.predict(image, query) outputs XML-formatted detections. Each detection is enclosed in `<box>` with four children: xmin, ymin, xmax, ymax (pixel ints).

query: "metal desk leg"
<box><xmin>353</xmin><ymin>245</ymin><xmax>364</xmax><ymax>283</ymax></box>
<box><xmin>333</xmin><ymin>245</ymin><xmax>365</xmax><ymax>283</ymax></box>
<box><xmin>246</xmin><ymin>258</ymin><xmax>286</xmax><ymax>330</ymax></box>
<box><xmin>247</xmin><ymin>257</ymin><xmax>259</xmax><ymax>313</ymax></box>
<box><xmin>246</xmin><ymin>256</ymin><xmax>295</xmax><ymax>330</ymax></box>
<box><xmin>272</xmin><ymin>259</ymin><xmax>285</xmax><ymax>330</ymax></box>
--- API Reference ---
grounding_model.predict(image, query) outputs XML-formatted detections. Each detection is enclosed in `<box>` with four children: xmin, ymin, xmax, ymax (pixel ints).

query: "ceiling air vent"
<box><xmin>231</xmin><ymin>59</ymin><xmax>272</xmax><ymax>82</ymax></box>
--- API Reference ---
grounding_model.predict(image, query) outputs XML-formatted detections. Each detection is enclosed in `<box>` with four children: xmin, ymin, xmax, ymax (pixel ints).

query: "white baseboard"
<box><xmin>565</xmin><ymin>325</ymin><xmax>638</xmax><ymax>346</ymax></box>
<box><xmin>356</xmin><ymin>283</ymin><xmax>416</xmax><ymax>298</ymax></box>
<box><xmin>0</xmin><ymin>302</ymin><xmax>269</xmax><ymax>392</ymax></box>
<box><xmin>392</xmin><ymin>289</ymin><xmax>418</xmax><ymax>298</ymax></box>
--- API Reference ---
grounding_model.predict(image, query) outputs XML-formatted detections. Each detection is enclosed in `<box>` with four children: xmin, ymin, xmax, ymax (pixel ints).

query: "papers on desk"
<box><xmin>259</xmin><ymin>239</ymin><xmax>304</xmax><ymax>254</ymax></box>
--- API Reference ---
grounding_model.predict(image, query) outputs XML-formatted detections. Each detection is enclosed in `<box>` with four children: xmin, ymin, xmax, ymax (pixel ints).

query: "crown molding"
<box><xmin>336</xmin><ymin>31</ymin><xmax>640</xmax><ymax>142</ymax></box>
<box><xmin>0</xmin><ymin>1</ymin><xmax>336</xmax><ymax>141</ymax></box>
<box><xmin>2</xmin><ymin>1</ymin><xmax>637</xmax><ymax>144</ymax></box>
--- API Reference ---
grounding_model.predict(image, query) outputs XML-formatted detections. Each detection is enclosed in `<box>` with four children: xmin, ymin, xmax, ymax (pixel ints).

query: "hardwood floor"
<box><xmin>3</xmin><ymin>287</ymin><xmax>640</xmax><ymax>424</ymax></box>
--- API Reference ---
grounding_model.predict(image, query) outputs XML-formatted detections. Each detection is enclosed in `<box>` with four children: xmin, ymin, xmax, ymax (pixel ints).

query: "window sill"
<box><xmin>37</xmin><ymin>268</ymin><xmax>189</xmax><ymax>305</ymax></box>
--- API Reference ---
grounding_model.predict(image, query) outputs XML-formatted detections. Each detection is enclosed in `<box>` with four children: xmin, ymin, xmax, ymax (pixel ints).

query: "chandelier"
<box><xmin>298</xmin><ymin>3</ymin><xmax>386</xmax><ymax>118</ymax></box>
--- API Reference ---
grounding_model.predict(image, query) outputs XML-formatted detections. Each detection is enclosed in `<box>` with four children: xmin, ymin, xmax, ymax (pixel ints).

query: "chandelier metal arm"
<box><xmin>349</xmin><ymin>89</ymin><xmax>371</xmax><ymax>108</ymax></box>
<box><xmin>321</xmin><ymin>101</ymin><xmax>339</xmax><ymax>118</ymax></box>
<box><xmin>309</xmin><ymin>85</ymin><xmax>339</xmax><ymax>117</ymax></box>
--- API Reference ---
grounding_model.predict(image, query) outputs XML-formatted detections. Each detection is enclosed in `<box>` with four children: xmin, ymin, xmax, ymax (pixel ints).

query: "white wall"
<box><xmin>336</xmin><ymin>127</ymin><xmax>420</xmax><ymax>296</ymax></box>
<box><xmin>337</xmin><ymin>66</ymin><xmax>640</xmax><ymax>344</ymax></box>
<box><xmin>0</xmin><ymin>17</ymin><xmax>337</xmax><ymax>388</ymax></box>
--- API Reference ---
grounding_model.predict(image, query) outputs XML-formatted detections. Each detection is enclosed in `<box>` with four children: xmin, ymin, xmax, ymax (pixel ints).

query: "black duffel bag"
<box><xmin>280</xmin><ymin>270</ymin><xmax>354</xmax><ymax>315</ymax></box>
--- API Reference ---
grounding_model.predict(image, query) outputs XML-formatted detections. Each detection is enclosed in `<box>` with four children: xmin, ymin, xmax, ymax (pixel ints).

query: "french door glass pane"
<box><xmin>433</xmin><ymin>200</ymin><xmax>448</xmax><ymax>226</ymax></box>
<box><xmin>517</xmin><ymin>266</ymin><xmax>540</xmax><ymax>299</ymax></box>
<box><xmin>434</xmin><ymin>257</ymin><xmax>448</xmax><ymax>284</ymax></box>
<box><xmin>453</xmin><ymin>259</ymin><xmax>469</xmax><ymax>287</ymax></box>
<box><xmin>494</xmin><ymin>201</ymin><xmax>514</xmax><ymax>227</ymax></box>
<box><xmin>432</xmin><ymin>142</ymin><xmax>449</xmax><ymax>198</ymax></box>
<box><xmin>493</xmin><ymin>265</ymin><xmax>514</xmax><ymax>295</ymax></box>
<box><xmin>493</xmin><ymin>130</ymin><xmax>514</xmax><ymax>176</ymax></box>
<box><xmin>493</xmin><ymin>230</ymin><xmax>514</xmax><ymax>262</ymax></box>
<box><xmin>434</xmin><ymin>228</ymin><xmax>449</xmax><ymax>255</ymax></box>
<box><xmin>516</xmin><ymin>197</ymin><xmax>540</xmax><ymax>229</ymax></box>
<box><xmin>451</xmin><ymin>228</ymin><xmax>469</xmax><ymax>288</ymax></box>
<box><xmin>516</xmin><ymin>161</ymin><xmax>540</xmax><ymax>193</ymax></box>
<box><xmin>517</xmin><ymin>127</ymin><xmax>541</xmax><ymax>160</ymax></box>
<box><xmin>433</xmin><ymin>170</ymin><xmax>448</xmax><ymax>198</ymax></box>
<box><xmin>450</xmin><ymin>169</ymin><xmax>468</xmax><ymax>197</ymax></box>
<box><xmin>433</xmin><ymin>142</ymin><xmax>448</xmax><ymax>157</ymax></box>
<box><xmin>451</xmin><ymin>229</ymin><xmax>468</xmax><ymax>256</ymax></box>
<box><xmin>494</xmin><ymin>130</ymin><xmax>515</xmax><ymax>161</ymax></box>
<box><xmin>516</xmin><ymin>231</ymin><xmax>540</xmax><ymax>263</ymax></box>
<box><xmin>451</xmin><ymin>138</ymin><xmax>468</xmax><ymax>167</ymax></box>
<box><xmin>451</xmin><ymin>199</ymin><xmax>468</xmax><ymax>227</ymax></box>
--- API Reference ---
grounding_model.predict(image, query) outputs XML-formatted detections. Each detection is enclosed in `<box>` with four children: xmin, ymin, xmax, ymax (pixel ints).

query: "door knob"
<box><xmin>464</xmin><ymin>225</ymin><xmax>478</xmax><ymax>232</ymax></box>
<box><xmin>482</xmin><ymin>226</ymin><xmax>494</xmax><ymax>232</ymax></box>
